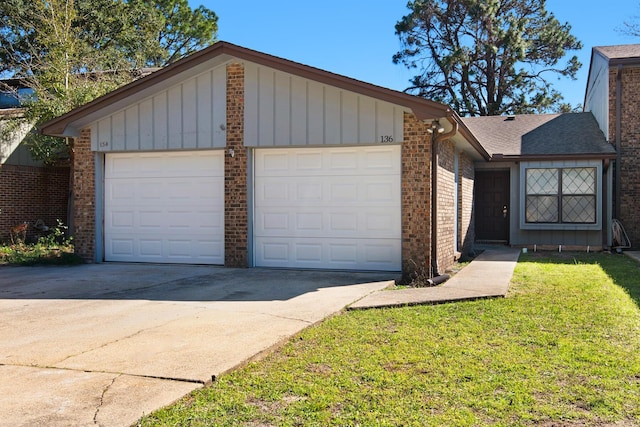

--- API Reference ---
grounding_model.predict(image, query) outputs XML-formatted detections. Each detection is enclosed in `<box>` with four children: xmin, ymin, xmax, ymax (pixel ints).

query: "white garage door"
<box><xmin>254</xmin><ymin>146</ymin><xmax>401</xmax><ymax>271</ymax></box>
<box><xmin>104</xmin><ymin>151</ymin><xmax>224</xmax><ymax>264</ymax></box>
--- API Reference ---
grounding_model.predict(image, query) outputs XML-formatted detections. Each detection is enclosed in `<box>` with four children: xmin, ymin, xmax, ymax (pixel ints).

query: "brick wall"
<box><xmin>0</xmin><ymin>164</ymin><xmax>69</xmax><ymax>243</ymax></box>
<box><xmin>72</xmin><ymin>129</ymin><xmax>95</xmax><ymax>261</ymax></box>
<box><xmin>401</xmin><ymin>113</ymin><xmax>432</xmax><ymax>280</ymax></box>
<box><xmin>610</xmin><ymin>66</ymin><xmax>640</xmax><ymax>248</ymax></box>
<box><xmin>436</xmin><ymin>139</ymin><xmax>456</xmax><ymax>273</ymax></box>
<box><xmin>458</xmin><ymin>151</ymin><xmax>475</xmax><ymax>257</ymax></box>
<box><xmin>225</xmin><ymin>62</ymin><xmax>248</xmax><ymax>267</ymax></box>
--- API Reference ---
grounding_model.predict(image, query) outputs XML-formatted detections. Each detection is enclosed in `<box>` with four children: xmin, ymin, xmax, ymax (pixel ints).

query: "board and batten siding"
<box><xmin>243</xmin><ymin>63</ymin><xmax>406</xmax><ymax>147</ymax></box>
<box><xmin>91</xmin><ymin>66</ymin><xmax>227</xmax><ymax>151</ymax></box>
<box><xmin>584</xmin><ymin>53</ymin><xmax>610</xmax><ymax>139</ymax></box>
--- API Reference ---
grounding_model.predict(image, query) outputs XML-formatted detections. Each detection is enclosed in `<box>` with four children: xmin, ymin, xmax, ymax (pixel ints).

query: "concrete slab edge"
<box><xmin>348</xmin><ymin>293</ymin><xmax>506</xmax><ymax>311</ymax></box>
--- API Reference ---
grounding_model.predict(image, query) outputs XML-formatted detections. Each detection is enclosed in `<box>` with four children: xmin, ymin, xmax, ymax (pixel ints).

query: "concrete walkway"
<box><xmin>625</xmin><ymin>251</ymin><xmax>640</xmax><ymax>263</ymax></box>
<box><xmin>349</xmin><ymin>246</ymin><xmax>521</xmax><ymax>310</ymax></box>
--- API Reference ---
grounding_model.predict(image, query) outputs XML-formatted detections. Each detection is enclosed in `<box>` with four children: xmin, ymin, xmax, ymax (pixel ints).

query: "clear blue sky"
<box><xmin>194</xmin><ymin>0</ymin><xmax>640</xmax><ymax>110</ymax></box>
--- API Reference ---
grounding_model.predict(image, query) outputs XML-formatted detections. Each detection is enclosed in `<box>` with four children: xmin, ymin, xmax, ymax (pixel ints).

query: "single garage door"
<box><xmin>104</xmin><ymin>151</ymin><xmax>224</xmax><ymax>264</ymax></box>
<box><xmin>254</xmin><ymin>145</ymin><xmax>401</xmax><ymax>271</ymax></box>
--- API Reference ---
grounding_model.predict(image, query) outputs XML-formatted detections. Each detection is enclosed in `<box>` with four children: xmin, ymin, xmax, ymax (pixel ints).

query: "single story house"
<box><xmin>39</xmin><ymin>41</ymin><xmax>627</xmax><ymax>277</ymax></box>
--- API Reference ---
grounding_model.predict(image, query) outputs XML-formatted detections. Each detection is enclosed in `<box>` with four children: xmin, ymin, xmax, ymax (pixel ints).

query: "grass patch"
<box><xmin>139</xmin><ymin>252</ymin><xmax>640</xmax><ymax>426</ymax></box>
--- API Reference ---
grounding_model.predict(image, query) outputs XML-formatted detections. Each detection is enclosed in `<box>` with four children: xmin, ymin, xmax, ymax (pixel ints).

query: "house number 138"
<box><xmin>380</xmin><ymin>136</ymin><xmax>394</xmax><ymax>143</ymax></box>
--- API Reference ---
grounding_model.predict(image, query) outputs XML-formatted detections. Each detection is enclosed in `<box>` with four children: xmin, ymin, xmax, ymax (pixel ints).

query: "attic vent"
<box><xmin>505</xmin><ymin>115</ymin><xmax>516</xmax><ymax>121</ymax></box>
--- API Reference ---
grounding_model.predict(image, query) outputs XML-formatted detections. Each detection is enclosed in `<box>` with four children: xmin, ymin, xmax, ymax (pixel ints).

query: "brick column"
<box><xmin>72</xmin><ymin>129</ymin><xmax>95</xmax><ymax>261</ymax></box>
<box><xmin>458</xmin><ymin>151</ymin><xmax>475</xmax><ymax>258</ymax></box>
<box><xmin>437</xmin><ymin>139</ymin><xmax>456</xmax><ymax>273</ymax></box>
<box><xmin>224</xmin><ymin>62</ymin><xmax>248</xmax><ymax>267</ymax></box>
<box><xmin>401</xmin><ymin>113</ymin><xmax>432</xmax><ymax>281</ymax></box>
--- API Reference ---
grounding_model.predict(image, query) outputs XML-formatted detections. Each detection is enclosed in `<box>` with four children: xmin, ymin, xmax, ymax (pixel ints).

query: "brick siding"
<box><xmin>0</xmin><ymin>164</ymin><xmax>69</xmax><ymax>243</ymax></box>
<box><xmin>224</xmin><ymin>62</ymin><xmax>248</xmax><ymax>267</ymax></box>
<box><xmin>72</xmin><ymin>129</ymin><xmax>95</xmax><ymax>261</ymax></box>
<box><xmin>610</xmin><ymin>66</ymin><xmax>640</xmax><ymax>248</ymax></box>
<box><xmin>437</xmin><ymin>139</ymin><xmax>456</xmax><ymax>273</ymax></box>
<box><xmin>401</xmin><ymin>113</ymin><xmax>432</xmax><ymax>280</ymax></box>
<box><xmin>458</xmin><ymin>151</ymin><xmax>475</xmax><ymax>257</ymax></box>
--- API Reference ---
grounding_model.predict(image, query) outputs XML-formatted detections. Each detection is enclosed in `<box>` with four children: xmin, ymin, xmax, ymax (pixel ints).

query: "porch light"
<box><xmin>426</xmin><ymin>119</ymin><xmax>445</xmax><ymax>134</ymax></box>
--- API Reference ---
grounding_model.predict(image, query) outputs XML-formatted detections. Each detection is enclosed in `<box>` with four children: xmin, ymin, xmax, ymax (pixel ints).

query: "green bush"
<box><xmin>0</xmin><ymin>220</ymin><xmax>82</xmax><ymax>266</ymax></box>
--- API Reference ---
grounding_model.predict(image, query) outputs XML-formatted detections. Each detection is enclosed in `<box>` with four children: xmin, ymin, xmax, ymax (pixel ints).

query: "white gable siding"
<box><xmin>584</xmin><ymin>53</ymin><xmax>610</xmax><ymax>139</ymax></box>
<box><xmin>91</xmin><ymin>66</ymin><xmax>227</xmax><ymax>151</ymax></box>
<box><xmin>244</xmin><ymin>63</ymin><xmax>405</xmax><ymax>147</ymax></box>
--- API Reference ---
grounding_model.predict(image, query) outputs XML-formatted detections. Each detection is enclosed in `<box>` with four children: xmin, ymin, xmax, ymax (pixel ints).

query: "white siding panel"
<box><xmin>341</xmin><ymin>91</ymin><xmax>359</xmax><ymax>143</ymax></box>
<box><xmin>125</xmin><ymin>105</ymin><xmax>140</xmax><ymax>150</ymax></box>
<box><xmin>585</xmin><ymin>53</ymin><xmax>610</xmax><ymax>139</ymax></box>
<box><xmin>291</xmin><ymin>76</ymin><xmax>308</xmax><ymax>144</ymax></box>
<box><xmin>139</xmin><ymin>99</ymin><xmax>153</xmax><ymax>150</ymax></box>
<box><xmin>245</xmin><ymin>64</ymin><xmax>407</xmax><ymax>147</ymax></box>
<box><xmin>104</xmin><ymin>151</ymin><xmax>224</xmax><ymax>264</ymax></box>
<box><xmin>111</xmin><ymin>111</ymin><xmax>126</xmax><ymax>151</ymax></box>
<box><xmin>275</xmin><ymin>72</ymin><xmax>291</xmax><ymax>144</ymax></box>
<box><xmin>324</xmin><ymin>86</ymin><xmax>342</xmax><ymax>144</ymax></box>
<box><xmin>307</xmin><ymin>81</ymin><xmax>324</xmax><ymax>143</ymax></box>
<box><xmin>211</xmin><ymin>66</ymin><xmax>227</xmax><ymax>147</ymax></box>
<box><xmin>153</xmin><ymin>92</ymin><xmax>168</xmax><ymax>149</ymax></box>
<box><xmin>359</xmin><ymin>97</ymin><xmax>376</xmax><ymax>143</ymax></box>
<box><xmin>244</xmin><ymin>62</ymin><xmax>259</xmax><ymax>146</ymax></box>
<box><xmin>197</xmin><ymin>71</ymin><xmax>213</xmax><ymax>148</ymax></box>
<box><xmin>97</xmin><ymin>118</ymin><xmax>111</xmax><ymax>151</ymax></box>
<box><xmin>167</xmin><ymin>86</ymin><xmax>183</xmax><ymax>149</ymax></box>
<box><xmin>93</xmin><ymin>64</ymin><xmax>226</xmax><ymax>152</ymax></box>
<box><xmin>254</xmin><ymin>145</ymin><xmax>401</xmax><ymax>271</ymax></box>
<box><xmin>258</xmin><ymin>67</ymin><xmax>275</xmax><ymax>146</ymax></box>
<box><xmin>182</xmin><ymin>78</ymin><xmax>198</xmax><ymax>149</ymax></box>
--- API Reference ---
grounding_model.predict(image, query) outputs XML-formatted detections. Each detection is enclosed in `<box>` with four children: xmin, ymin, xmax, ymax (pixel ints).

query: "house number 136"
<box><xmin>380</xmin><ymin>136</ymin><xmax>394</xmax><ymax>143</ymax></box>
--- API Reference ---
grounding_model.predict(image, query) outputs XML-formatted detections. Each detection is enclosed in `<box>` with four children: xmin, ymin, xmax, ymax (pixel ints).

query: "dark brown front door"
<box><xmin>475</xmin><ymin>170</ymin><xmax>510</xmax><ymax>242</ymax></box>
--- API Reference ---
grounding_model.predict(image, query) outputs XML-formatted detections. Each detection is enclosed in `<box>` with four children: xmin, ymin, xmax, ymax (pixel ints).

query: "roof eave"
<box><xmin>488</xmin><ymin>152</ymin><xmax>617</xmax><ymax>162</ymax></box>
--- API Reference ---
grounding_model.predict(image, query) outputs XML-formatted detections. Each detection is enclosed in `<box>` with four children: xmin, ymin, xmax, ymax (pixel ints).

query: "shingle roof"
<box><xmin>461</xmin><ymin>113</ymin><xmax>615</xmax><ymax>159</ymax></box>
<box><xmin>593</xmin><ymin>44</ymin><xmax>640</xmax><ymax>61</ymax></box>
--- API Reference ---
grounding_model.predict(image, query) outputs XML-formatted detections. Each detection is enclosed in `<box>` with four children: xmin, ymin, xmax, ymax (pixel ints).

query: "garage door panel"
<box><xmin>256</xmin><ymin>207</ymin><xmax>399</xmax><ymax>238</ymax></box>
<box><xmin>255</xmin><ymin>146</ymin><xmax>400</xmax><ymax>177</ymax></box>
<box><xmin>255</xmin><ymin>237</ymin><xmax>401</xmax><ymax>270</ymax></box>
<box><xmin>105</xmin><ymin>151</ymin><xmax>224</xmax><ymax>264</ymax></box>
<box><xmin>254</xmin><ymin>146</ymin><xmax>401</xmax><ymax>271</ymax></box>
<box><xmin>255</xmin><ymin>176</ymin><xmax>401</xmax><ymax>207</ymax></box>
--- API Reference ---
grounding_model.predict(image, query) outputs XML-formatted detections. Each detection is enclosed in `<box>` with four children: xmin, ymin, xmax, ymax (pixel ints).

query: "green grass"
<box><xmin>139</xmin><ymin>252</ymin><xmax>640</xmax><ymax>426</ymax></box>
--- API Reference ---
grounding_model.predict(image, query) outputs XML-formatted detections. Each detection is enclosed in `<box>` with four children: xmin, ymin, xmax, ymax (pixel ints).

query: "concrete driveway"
<box><xmin>0</xmin><ymin>264</ymin><xmax>395</xmax><ymax>426</ymax></box>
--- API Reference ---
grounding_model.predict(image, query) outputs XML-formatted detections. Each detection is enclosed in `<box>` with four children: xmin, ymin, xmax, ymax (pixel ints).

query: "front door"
<box><xmin>475</xmin><ymin>170</ymin><xmax>510</xmax><ymax>242</ymax></box>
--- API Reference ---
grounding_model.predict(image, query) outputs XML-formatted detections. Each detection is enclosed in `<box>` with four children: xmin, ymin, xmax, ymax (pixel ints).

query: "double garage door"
<box><xmin>104</xmin><ymin>146</ymin><xmax>401</xmax><ymax>270</ymax></box>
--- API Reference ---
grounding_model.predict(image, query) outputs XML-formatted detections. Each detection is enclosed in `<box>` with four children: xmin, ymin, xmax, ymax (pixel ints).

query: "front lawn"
<box><xmin>140</xmin><ymin>252</ymin><xmax>640</xmax><ymax>426</ymax></box>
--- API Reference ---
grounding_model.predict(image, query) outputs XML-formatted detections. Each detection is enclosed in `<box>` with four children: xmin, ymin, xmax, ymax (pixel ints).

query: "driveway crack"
<box><xmin>94</xmin><ymin>374</ymin><xmax>119</xmax><ymax>426</ymax></box>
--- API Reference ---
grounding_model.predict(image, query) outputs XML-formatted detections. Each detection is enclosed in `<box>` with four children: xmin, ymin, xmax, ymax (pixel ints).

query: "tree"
<box><xmin>0</xmin><ymin>0</ymin><xmax>218</xmax><ymax>163</ymax></box>
<box><xmin>393</xmin><ymin>0</ymin><xmax>582</xmax><ymax>116</ymax></box>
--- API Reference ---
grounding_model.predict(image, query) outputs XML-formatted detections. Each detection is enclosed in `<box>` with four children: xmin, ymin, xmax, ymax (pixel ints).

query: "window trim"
<box><xmin>519</xmin><ymin>161</ymin><xmax>602</xmax><ymax>231</ymax></box>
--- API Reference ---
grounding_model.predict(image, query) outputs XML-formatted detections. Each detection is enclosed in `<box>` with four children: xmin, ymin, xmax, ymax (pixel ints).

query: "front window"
<box><xmin>525</xmin><ymin>167</ymin><xmax>596</xmax><ymax>224</ymax></box>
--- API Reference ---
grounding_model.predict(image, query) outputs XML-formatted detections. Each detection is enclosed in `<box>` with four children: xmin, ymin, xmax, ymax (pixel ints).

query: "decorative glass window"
<box><xmin>525</xmin><ymin>167</ymin><xmax>596</xmax><ymax>224</ymax></box>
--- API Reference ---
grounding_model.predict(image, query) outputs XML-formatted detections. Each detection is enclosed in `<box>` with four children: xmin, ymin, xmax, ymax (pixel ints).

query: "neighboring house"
<box><xmin>38</xmin><ymin>41</ymin><xmax>632</xmax><ymax>277</ymax></box>
<box><xmin>462</xmin><ymin>113</ymin><xmax>615</xmax><ymax>249</ymax></box>
<box><xmin>584</xmin><ymin>44</ymin><xmax>640</xmax><ymax>249</ymax></box>
<box><xmin>0</xmin><ymin>80</ymin><xmax>69</xmax><ymax>242</ymax></box>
